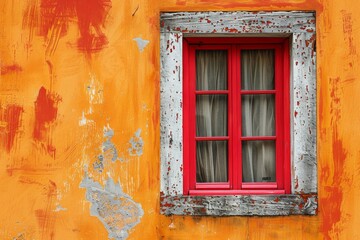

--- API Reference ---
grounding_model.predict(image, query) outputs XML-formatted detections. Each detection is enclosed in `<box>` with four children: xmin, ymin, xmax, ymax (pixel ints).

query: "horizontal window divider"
<box><xmin>240</xmin><ymin>90</ymin><xmax>276</xmax><ymax>94</ymax></box>
<box><xmin>186</xmin><ymin>37</ymin><xmax>288</xmax><ymax>44</ymax></box>
<box><xmin>195</xmin><ymin>90</ymin><xmax>229</xmax><ymax>94</ymax></box>
<box><xmin>195</xmin><ymin>183</ymin><xmax>230</xmax><ymax>189</ymax></box>
<box><xmin>188</xmin><ymin>189</ymin><xmax>286</xmax><ymax>196</ymax></box>
<box><xmin>241</xmin><ymin>136</ymin><xmax>276</xmax><ymax>140</ymax></box>
<box><xmin>195</xmin><ymin>136</ymin><xmax>229</xmax><ymax>141</ymax></box>
<box><xmin>242</xmin><ymin>182</ymin><xmax>278</xmax><ymax>189</ymax></box>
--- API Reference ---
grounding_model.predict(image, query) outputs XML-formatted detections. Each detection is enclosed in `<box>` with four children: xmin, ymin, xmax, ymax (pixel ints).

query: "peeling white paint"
<box><xmin>133</xmin><ymin>37</ymin><xmax>149</xmax><ymax>52</ymax></box>
<box><xmin>55</xmin><ymin>204</ymin><xmax>67</xmax><ymax>212</ymax></box>
<box><xmin>93</xmin><ymin>124</ymin><xmax>121</xmax><ymax>172</ymax></box>
<box><xmin>79</xmin><ymin>111</ymin><xmax>94</xmax><ymax>126</ymax></box>
<box><xmin>128</xmin><ymin>129</ymin><xmax>143</xmax><ymax>156</ymax></box>
<box><xmin>160</xmin><ymin>31</ymin><xmax>183</xmax><ymax>197</ymax></box>
<box><xmin>87</xmin><ymin>75</ymin><xmax>104</xmax><ymax>105</ymax></box>
<box><xmin>161</xmin><ymin>194</ymin><xmax>317</xmax><ymax>216</ymax></box>
<box><xmin>79</xmin><ymin>74</ymin><xmax>103</xmax><ymax>127</ymax></box>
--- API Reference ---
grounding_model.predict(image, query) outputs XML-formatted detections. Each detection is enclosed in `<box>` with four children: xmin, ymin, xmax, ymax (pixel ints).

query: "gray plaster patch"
<box><xmin>80</xmin><ymin>172</ymin><xmax>144</xmax><ymax>240</ymax></box>
<box><xmin>128</xmin><ymin>129</ymin><xmax>143</xmax><ymax>156</ymax></box>
<box><xmin>93</xmin><ymin>125</ymin><xmax>120</xmax><ymax>172</ymax></box>
<box><xmin>133</xmin><ymin>37</ymin><xmax>149</xmax><ymax>52</ymax></box>
<box><xmin>55</xmin><ymin>204</ymin><xmax>67</xmax><ymax>212</ymax></box>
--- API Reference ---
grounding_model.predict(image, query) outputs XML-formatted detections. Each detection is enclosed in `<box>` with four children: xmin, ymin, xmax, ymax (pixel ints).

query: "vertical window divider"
<box><xmin>227</xmin><ymin>46</ymin><xmax>234</xmax><ymax>189</ymax></box>
<box><xmin>233</xmin><ymin>45</ymin><xmax>242</xmax><ymax>190</ymax></box>
<box><xmin>183</xmin><ymin>39</ymin><xmax>190</xmax><ymax>194</ymax></box>
<box><xmin>189</xmin><ymin>45</ymin><xmax>196</xmax><ymax>191</ymax></box>
<box><xmin>275</xmin><ymin>45</ymin><xmax>284</xmax><ymax>190</ymax></box>
<box><xmin>283</xmin><ymin>38</ymin><xmax>291</xmax><ymax>194</ymax></box>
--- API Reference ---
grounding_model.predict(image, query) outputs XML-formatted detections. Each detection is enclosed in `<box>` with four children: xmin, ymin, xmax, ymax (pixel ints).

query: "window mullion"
<box><xmin>283</xmin><ymin>39</ymin><xmax>291</xmax><ymax>194</ymax></box>
<box><xmin>189</xmin><ymin>45</ymin><xmax>197</xmax><ymax>191</ymax></box>
<box><xmin>275</xmin><ymin>45</ymin><xmax>284</xmax><ymax>191</ymax></box>
<box><xmin>232</xmin><ymin>44</ymin><xmax>241</xmax><ymax>190</ymax></box>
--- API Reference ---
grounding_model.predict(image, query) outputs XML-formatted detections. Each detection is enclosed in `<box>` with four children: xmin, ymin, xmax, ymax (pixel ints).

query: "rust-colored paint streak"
<box><xmin>322</xmin><ymin>127</ymin><xmax>347</xmax><ymax>239</ymax></box>
<box><xmin>22</xmin><ymin>0</ymin><xmax>111</xmax><ymax>55</ymax></box>
<box><xmin>33</xmin><ymin>87</ymin><xmax>61</xmax><ymax>157</ymax></box>
<box><xmin>176</xmin><ymin>0</ymin><xmax>186</xmax><ymax>6</ymax></box>
<box><xmin>321</xmin><ymin>77</ymin><xmax>346</xmax><ymax>239</ymax></box>
<box><xmin>0</xmin><ymin>104</ymin><xmax>23</xmax><ymax>152</ymax></box>
<box><xmin>76</xmin><ymin>0</ymin><xmax>112</xmax><ymax>53</ymax></box>
<box><xmin>35</xmin><ymin>181</ymin><xmax>57</xmax><ymax>240</ymax></box>
<box><xmin>342</xmin><ymin>10</ymin><xmax>356</xmax><ymax>55</ymax></box>
<box><xmin>0</xmin><ymin>64</ymin><xmax>23</xmax><ymax>75</ymax></box>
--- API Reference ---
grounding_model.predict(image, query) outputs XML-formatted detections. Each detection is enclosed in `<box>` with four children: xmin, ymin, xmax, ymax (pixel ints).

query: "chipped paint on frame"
<box><xmin>160</xmin><ymin>11</ymin><xmax>316</xmax><ymax>216</ymax></box>
<box><xmin>161</xmin><ymin>194</ymin><xmax>317</xmax><ymax>216</ymax></box>
<box><xmin>160</xmin><ymin>31</ymin><xmax>184</xmax><ymax>197</ymax></box>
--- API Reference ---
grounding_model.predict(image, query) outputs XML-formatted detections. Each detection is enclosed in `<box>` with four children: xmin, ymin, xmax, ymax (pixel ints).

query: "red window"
<box><xmin>183</xmin><ymin>38</ymin><xmax>290</xmax><ymax>195</ymax></box>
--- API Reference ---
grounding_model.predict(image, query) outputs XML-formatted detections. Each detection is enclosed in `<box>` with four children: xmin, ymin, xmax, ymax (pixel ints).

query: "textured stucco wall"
<box><xmin>0</xmin><ymin>0</ymin><xmax>359</xmax><ymax>239</ymax></box>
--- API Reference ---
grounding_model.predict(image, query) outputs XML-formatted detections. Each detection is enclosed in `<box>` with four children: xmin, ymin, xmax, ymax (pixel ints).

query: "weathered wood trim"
<box><xmin>160</xmin><ymin>194</ymin><xmax>317</xmax><ymax>216</ymax></box>
<box><xmin>161</xmin><ymin>11</ymin><xmax>315</xmax><ymax>34</ymax></box>
<box><xmin>160</xmin><ymin>32</ymin><xmax>184</xmax><ymax>196</ymax></box>
<box><xmin>160</xmin><ymin>11</ymin><xmax>317</xmax><ymax>216</ymax></box>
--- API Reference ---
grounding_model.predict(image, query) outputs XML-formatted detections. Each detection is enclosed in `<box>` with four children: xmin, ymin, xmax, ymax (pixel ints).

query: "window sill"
<box><xmin>160</xmin><ymin>193</ymin><xmax>317</xmax><ymax>216</ymax></box>
<box><xmin>188</xmin><ymin>189</ymin><xmax>286</xmax><ymax>195</ymax></box>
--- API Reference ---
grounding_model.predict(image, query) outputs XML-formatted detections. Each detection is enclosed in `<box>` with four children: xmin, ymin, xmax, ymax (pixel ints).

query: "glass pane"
<box><xmin>242</xmin><ymin>94</ymin><xmax>275</xmax><ymax>136</ymax></box>
<box><xmin>242</xmin><ymin>140</ymin><xmax>276</xmax><ymax>182</ymax></box>
<box><xmin>196</xmin><ymin>141</ymin><xmax>228</xmax><ymax>182</ymax></box>
<box><xmin>196</xmin><ymin>50</ymin><xmax>228</xmax><ymax>90</ymax></box>
<box><xmin>196</xmin><ymin>95</ymin><xmax>228</xmax><ymax>137</ymax></box>
<box><xmin>241</xmin><ymin>49</ymin><xmax>275</xmax><ymax>90</ymax></box>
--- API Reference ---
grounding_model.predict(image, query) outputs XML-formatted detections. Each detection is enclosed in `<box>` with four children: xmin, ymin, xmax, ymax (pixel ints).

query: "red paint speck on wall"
<box><xmin>23</xmin><ymin>0</ymin><xmax>112</xmax><ymax>54</ymax></box>
<box><xmin>76</xmin><ymin>0</ymin><xmax>112</xmax><ymax>52</ymax></box>
<box><xmin>33</xmin><ymin>87</ymin><xmax>61</xmax><ymax>157</ymax></box>
<box><xmin>35</xmin><ymin>180</ymin><xmax>57</xmax><ymax>239</ymax></box>
<box><xmin>1</xmin><ymin>64</ymin><xmax>23</xmax><ymax>75</ymax></box>
<box><xmin>0</xmin><ymin>104</ymin><xmax>23</xmax><ymax>152</ymax></box>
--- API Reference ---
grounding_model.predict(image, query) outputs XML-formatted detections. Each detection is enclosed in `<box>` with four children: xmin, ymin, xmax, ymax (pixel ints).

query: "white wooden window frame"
<box><xmin>160</xmin><ymin>11</ymin><xmax>317</xmax><ymax>216</ymax></box>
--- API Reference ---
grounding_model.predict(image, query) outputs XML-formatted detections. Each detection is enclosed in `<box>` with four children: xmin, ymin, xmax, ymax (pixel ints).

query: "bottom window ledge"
<box><xmin>160</xmin><ymin>193</ymin><xmax>317</xmax><ymax>216</ymax></box>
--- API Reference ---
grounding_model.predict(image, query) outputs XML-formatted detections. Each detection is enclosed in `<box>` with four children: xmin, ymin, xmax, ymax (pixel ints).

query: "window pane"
<box><xmin>242</xmin><ymin>94</ymin><xmax>275</xmax><ymax>136</ymax></box>
<box><xmin>241</xmin><ymin>49</ymin><xmax>274</xmax><ymax>90</ymax></box>
<box><xmin>242</xmin><ymin>140</ymin><xmax>276</xmax><ymax>182</ymax></box>
<box><xmin>196</xmin><ymin>141</ymin><xmax>228</xmax><ymax>182</ymax></box>
<box><xmin>196</xmin><ymin>50</ymin><xmax>228</xmax><ymax>90</ymax></box>
<box><xmin>196</xmin><ymin>95</ymin><xmax>228</xmax><ymax>137</ymax></box>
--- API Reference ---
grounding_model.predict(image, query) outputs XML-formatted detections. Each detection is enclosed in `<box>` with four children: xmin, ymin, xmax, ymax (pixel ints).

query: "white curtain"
<box><xmin>195</xmin><ymin>49</ymin><xmax>276</xmax><ymax>183</ymax></box>
<box><xmin>241</xmin><ymin>50</ymin><xmax>276</xmax><ymax>182</ymax></box>
<box><xmin>196</xmin><ymin>50</ymin><xmax>228</xmax><ymax>182</ymax></box>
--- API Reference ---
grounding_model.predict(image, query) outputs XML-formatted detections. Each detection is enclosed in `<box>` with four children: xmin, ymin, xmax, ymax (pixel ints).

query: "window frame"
<box><xmin>160</xmin><ymin>11</ymin><xmax>317</xmax><ymax>216</ymax></box>
<box><xmin>183</xmin><ymin>37</ymin><xmax>291</xmax><ymax>195</ymax></box>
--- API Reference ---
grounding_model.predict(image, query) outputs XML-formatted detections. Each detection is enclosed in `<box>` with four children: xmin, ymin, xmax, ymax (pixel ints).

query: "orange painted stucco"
<box><xmin>0</xmin><ymin>0</ymin><xmax>359</xmax><ymax>239</ymax></box>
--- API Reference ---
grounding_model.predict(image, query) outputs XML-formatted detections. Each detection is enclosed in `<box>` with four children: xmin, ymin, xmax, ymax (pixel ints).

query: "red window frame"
<box><xmin>183</xmin><ymin>37</ymin><xmax>290</xmax><ymax>195</ymax></box>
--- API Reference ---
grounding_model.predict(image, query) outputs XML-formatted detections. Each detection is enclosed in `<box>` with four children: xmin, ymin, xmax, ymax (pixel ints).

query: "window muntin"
<box><xmin>184</xmin><ymin>38</ymin><xmax>290</xmax><ymax>195</ymax></box>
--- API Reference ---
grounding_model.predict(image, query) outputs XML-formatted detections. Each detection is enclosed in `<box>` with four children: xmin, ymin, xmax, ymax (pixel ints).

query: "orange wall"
<box><xmin>0</xmin><ymin>0</ymin><xmax>359</xmax><ymax>239</ymax></box>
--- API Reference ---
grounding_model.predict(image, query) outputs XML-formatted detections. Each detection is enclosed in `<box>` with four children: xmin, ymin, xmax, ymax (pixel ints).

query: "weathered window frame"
<box><xmin>160</xmin><ymin>11</ymin><xmax>317</xmax><ymax>216</ymax></box>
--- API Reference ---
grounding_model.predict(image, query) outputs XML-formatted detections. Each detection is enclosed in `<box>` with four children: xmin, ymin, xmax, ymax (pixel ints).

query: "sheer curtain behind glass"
<box><xmin>195</xmin><ymin>49</ymin><xmax>276</xmax><ymax>183</ymax></box>
<box><xmin>196</xmin><ymin>50</ymin><xmax>228</xmax><ymax>182</ymax></box>
<box><xmin>241</xmin><ymin>50</ymin><xmax>276</xmax><ymax>182</ymax></box>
